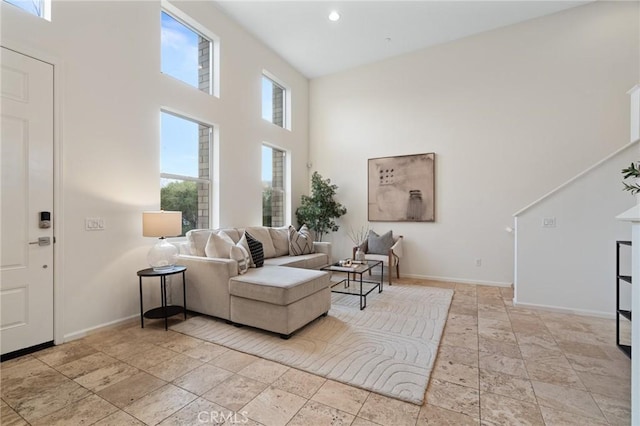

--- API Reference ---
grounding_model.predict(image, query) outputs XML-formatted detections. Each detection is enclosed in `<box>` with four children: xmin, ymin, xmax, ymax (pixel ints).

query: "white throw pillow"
<box><xmin>204</xmin><ymin>231</ymin><xmax>235</xmax><ymax>258</ymax></box>
<box><xmin>229</xmin><ymin>245</ymin><xmax>250</xmax><ymax>274</ymax></box>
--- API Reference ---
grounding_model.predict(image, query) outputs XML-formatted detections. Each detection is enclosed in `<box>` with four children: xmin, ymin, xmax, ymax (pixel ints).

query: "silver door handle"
<box><xmin>29</xmin><ymin>237</ymin><xmax>51</xmax><ymax>246</ymax></box>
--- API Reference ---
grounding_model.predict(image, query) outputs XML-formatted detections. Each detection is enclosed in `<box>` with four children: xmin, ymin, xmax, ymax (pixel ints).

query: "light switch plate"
<box><xmin>542</xmin><ymin>217</ymin><xmax>556</xmax><ymax>228</ymax></box>
<box><xmin>85</xmin><ymin>217</ymin><xmax>105</xmax><ymax>231</ymax></box>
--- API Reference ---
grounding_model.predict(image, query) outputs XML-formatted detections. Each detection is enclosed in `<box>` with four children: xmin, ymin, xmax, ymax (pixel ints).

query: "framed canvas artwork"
<box><xmin>368</xmin><ymin>153</ymin><xmax>435</xmax><ymax>222</ymax></box>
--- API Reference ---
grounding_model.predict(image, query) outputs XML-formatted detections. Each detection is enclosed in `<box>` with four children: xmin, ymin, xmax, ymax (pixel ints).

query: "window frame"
<box><xmin>262</xmin><ymin>143</ymin><xmax>290</xmax><ymax>227</ymax></box>
<box><xmin>160</xmin><ymin>109</ymin><xmax>215</xmax><ymax>235</ymax></box>
<box><xmin>161</xmin><ymin>0</ymin><xmax>220</xmax><ymax>97</ymax></box>
<box><xmin>262</xmin><ymin>70</ymin><xmax>292</xmax><ymax>131</ymax></box>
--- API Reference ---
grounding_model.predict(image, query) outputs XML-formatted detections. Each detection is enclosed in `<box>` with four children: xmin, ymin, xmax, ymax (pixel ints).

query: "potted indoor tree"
<box><xmin>295</xmin><ymin>172</ymin><xmax>347</xmax><ymax>241</ymax></box>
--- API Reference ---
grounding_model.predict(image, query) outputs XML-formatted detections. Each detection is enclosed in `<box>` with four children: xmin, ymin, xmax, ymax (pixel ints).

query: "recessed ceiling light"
<box><xmin>328</xmin><ymin>11</ymin><xmax>340</xmax><ymax>22</ymax></box>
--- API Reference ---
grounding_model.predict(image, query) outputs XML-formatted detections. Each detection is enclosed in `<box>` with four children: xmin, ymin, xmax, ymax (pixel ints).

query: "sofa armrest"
<box><xmin>313</xmin><ymin>241</ymin><xmax>332</xmax><ymax>263</ymax></box>
<box><xmin>175</xmin><ymin>254</ymin><xmax>237</xmax><ymax>320</ymax></box>
<box><xmin>177</xmin><ymin>254</ymin><xmax>238</xmax><ymax>278</ymax></box>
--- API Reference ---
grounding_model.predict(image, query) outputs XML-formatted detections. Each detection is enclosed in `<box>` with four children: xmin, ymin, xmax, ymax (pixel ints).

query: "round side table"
<box><xmin>137</xmin><ymin>265</ymin><xmax>187</xmax><ymax>330</ymax></box>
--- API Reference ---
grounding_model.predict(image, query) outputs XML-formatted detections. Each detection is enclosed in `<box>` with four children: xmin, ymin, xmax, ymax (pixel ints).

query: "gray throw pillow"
<box><xmin>367</xmin><ymin>230</ymin><xmax>394</xmax><ymax>255</ymax></box>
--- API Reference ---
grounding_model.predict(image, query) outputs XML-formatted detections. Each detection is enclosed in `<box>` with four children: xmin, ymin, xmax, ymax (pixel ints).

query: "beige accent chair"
<box><xmin>353</xmin><ymin>235</ymin><xmax>403</xmax><ymax>285</ymax></box>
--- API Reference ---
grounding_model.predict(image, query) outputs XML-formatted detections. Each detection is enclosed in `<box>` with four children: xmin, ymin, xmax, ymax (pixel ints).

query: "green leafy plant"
<box><xmin>295</xmin><ymin>172</ymin><xmax>347</xmax><ymax>241</ymax></box>
<box><xmin>621</xmin><ymin>162</ymin><xmax>640</xmax><ymax>195</ymax></box>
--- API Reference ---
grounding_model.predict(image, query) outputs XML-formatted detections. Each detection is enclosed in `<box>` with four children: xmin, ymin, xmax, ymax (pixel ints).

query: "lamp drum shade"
<box><xmin>142</xmin><ymin>211</ymin><xmax>182</xmax><ymax>271</ymax></box>
<box><xmin>142</xmin><ymin>211</ymin><xmax>182</xmax><ymax>238</ymax></box>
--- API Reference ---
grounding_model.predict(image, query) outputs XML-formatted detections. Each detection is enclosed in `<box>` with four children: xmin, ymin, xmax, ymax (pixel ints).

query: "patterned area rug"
<box><xmin>171</xmin><ymin>283</ymin><xmax>453</xmax><ymax>405</ymax></box>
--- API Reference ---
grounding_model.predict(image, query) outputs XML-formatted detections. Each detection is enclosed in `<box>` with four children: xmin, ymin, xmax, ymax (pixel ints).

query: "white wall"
<box><xmin>309</xmin><ymin>1</ymin><xmax>639</xmax><ymax>286</ymax></box>
<box><xmin>515</xmin><ymin>142</ymin><xmax>637</xmax><ymax>316</ymax></box>
<box><xmin>0</xmin><ymin>0</ymin><xmax>309</xmax><ymax>339</ymax></box>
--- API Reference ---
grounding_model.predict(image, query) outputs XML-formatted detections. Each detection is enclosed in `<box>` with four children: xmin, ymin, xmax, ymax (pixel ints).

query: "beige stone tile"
<box><xmin>145</xmin><ymin>352</ymin><xmax>203</xmax><ymax>381</ymax></box>
<box><xmin>478</xmin><ymin>318</ymin><xmax>512</xmax><ymax>332</ymax></box>
<box><xmin>97</xmin><ymin>371</ymin><xmax>166</xmax><ymax>408</ymax></box>
<box><xmin>477</xmin><ymin>304</ymin><xmax>509</xmax><ymax>322</ymax></box>
<box><xmin>172</xmin><ymin>363</ymin><xmax>234</xmax><ymax>395</ymax></box>
<box><xmin>243</xmin><ymin>386</ymin><xmax>306</xmax><ymax>426</ymax></box>
<box><xmin>157</xmin><ymin>334</ymin><xmax>204</xmax><ymax>352</ymax></box>
<box><xmin>448</xmin><ymin>304</ymin><xmax>478</xmax><ymax>317</ymax></box>
<box><xmin>478</xmin><ymin>338</ymin><xmax>521</xmax><ymax>359</ymax></box>
<box><xmin>358</xmin><ymin>392</ymin><xmax>420</xmax><ymax>426</ymax></box>
<box><xmin>443</xmin><ymin>321</ymin><xmax>477</xmax><ymax>335</ymax></box>
<box><xmin>523</xmin><ymin>354</ymin><xmax>586</xmax><ymax>390</ymax></box>
<box><xmin>122</xmin><ymin>346</ymin><xmax>180</xmax><ymax>371</ymax></box>
<box><xmin>478</xmin><ymin>352</ymin><xmax>528</xmax><ymax>379</ymax></box>
<box><xmin>509</xmin><ymin>318</ymin><xmax>548</xmax><ymax>334</ymax></box>
<box><xmin>11</xmin><ymin>379</ymin><xmax>92</xmax><ymax>423</ymax></box>
<box><xmin>539</xmin><ymin>406</ymin><xmax>608</xmax><ymax>426</ymax></box>
<box><xmin>288</xmin><ymin>400</ymin><xmax>354</xmax><ymax>426</ymax></box>
<box><xmin>516</xmin><ymin>333</ymin><xmax>563</xmax><ymax>359</ymax></box>
<box><xmin>33</xmin><ymin>341</ymin><xmax>98</xmax><ymax>367</ymax></box>
<box><xmin>556</xmin><ymin>340</ymin><xmax>609</xmax><ymax>359</ymax></box>
<box><xmin>351</xmin><ymin>416</ymin><xmax>383</xmax><ymax>426</ymax></box>
<box><xmin>208</xmin><ymin>349</ymin><xmax>259</xmax><ymax>372</ymax></box>
<box><xmin>30</xmin><ymin>394</ymin><xmax>118</xmax><ymax>426</ymax></box>
<box><xmin>311</xmin><ymin>379</ymin><xmax>370</xmax><ymax>416</ymax></box>
<box><xmin>271</xmin><ymin>367</ymin><xmax>326</xmax><ymax>398</ymax></box>
<box><xmin>202</xmin><ymin>374</ymin><xmax>268</xmax><ymax>411</ymax></box>
<box><xmin>445</xmin><ymin>313</ymin><xmax>478</xmax><ymax>327</ymax></box>
<box><xmin>123</xmin><ymin>383</ymin><xmax>196</xmax><ymax>425</ymax></box>
<box><xmin>56</xmin><ymin>352</ymin><xmax>120</xmax><ymax>379</ymax></box>
<box><xmin>436</xmin><ymin>344</ymin><xmax>478</xmax><ymax>368</ymax></box>
<box><xmin>416</xmin><ymin>404</ymin><xmax>479</xmax><ymax>425</ymax></box>
<box><xmin>576</xmin><ymin>370</ymin><xmax>631</xmax><ymax>401</ymax></box>
<box><xmin>100</xmin><ymin>341</ymin><xmax>158</xmax><ymax>361</ymax></box>
<box><xmin>479</xmin><ymin>392</ymin><xmax>544</xmax><ymax>425</ymax></box>
<box><xmin>74</xmin><ymin>361</ymin><xmax>139</xmax><ymax>392</ymax></box>
<box><xmin>432</xmin><ymin>358</ymin><xmax>479</xmax><ymax>389</ymax></box>
<box><xmin>530</xmin><ymin>380</ymin><xmax>605</xmax><ymax>420</ymax></box>
<box><xmin>237</xmin><ymin>358</ymin><xmax>289</xmax><ymax>384</ymax></box>
<box><xmin>425</xmin><ymin>378</ymin><xmax>479</xmax><ymax>419</ymax></box>
<box><xmin>478</xmin><ymin>326</ymin><xmax>517</xmax><ymax>344</ymax></box>
<box><xmin>157</xmin><ymin>397</ymin><xmax>230</xmax><ymax>425</ymax></box>
<box><xmin>440</xmin><ymin>329</ymin><xmax>478</xmax><ymax>350</ymax></box>
<box><xmin>0</xmin><ymin>354</ymin><xmax>37</xmax><ymax>371</ymax></box>
<box><xmin>565</xmin><ymin>352</ymin><xmax>631</xmax><ymax>379</ymax></box>
<box><xmin>1</xmin><ymin>400</ymin><xmax>28</xmax><ymax>426</ymax></box>
<box><xmin>1</xmin><ymin>360</ymin><xmax>69</xmax><ymax>404</ymax></box>
<box><xmin>592</xmin><ymin>392</ymin><xmax>632</xmax><ymax>426</ymax></box>
<box><xmin>479</xmin><ymin>369</ymin><xmax>536</xmax><ymax>403</ymax></box>
<box><xmin>93</xmin><ymin>410</ymin><xmax>145</xmax><ymax>426</ymax></box>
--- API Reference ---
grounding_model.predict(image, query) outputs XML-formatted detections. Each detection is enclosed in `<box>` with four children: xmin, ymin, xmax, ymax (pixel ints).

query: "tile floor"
<box><xmin>0</xmin><ymin>278</ymin><xmax>632</xmax><ymax>426</ymax></box>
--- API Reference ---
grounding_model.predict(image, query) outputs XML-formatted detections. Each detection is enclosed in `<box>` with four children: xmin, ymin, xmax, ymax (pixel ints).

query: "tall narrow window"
<box><xmin>161</xmin><ymin>10</ymin><xmax>212</xmax><ymax>95</ymax></box>
<box><xmin>160</xmin><ymin>111</ymin><xmax>212</xmax><ymax>235</ymax></box>
<box><xmin>262</xmin><ymin>145</ymin><xmax>286</xmax><ymax>227</ymax></box>
<box><xmin>4</xmin><ymin>0</ymin><xmax>50</xmax><ymax>20</ymax></box>
<box><xmin>262</xmin><ymin>75</ymin><xmax>286</xmax><ymax>128</ymax></box>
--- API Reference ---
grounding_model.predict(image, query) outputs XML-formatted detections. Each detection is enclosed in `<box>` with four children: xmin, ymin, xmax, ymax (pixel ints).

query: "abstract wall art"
<box><xmin>368</xmin><ymin>153</ymin><xmax>435</xmax><ymax>222</ymax></box>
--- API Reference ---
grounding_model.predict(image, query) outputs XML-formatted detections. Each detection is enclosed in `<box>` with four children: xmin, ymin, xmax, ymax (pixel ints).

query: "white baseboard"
<box><xmin>513</xmin><ymin>300</ymin><xmax>614</xmax><ymax>319</ymax></box>
<box><xmin>403</xmin><ymin>273</ymin><xmax>512</xmax><ymax>288</ymax></box>
<box><xmin>63</xmin><ymin>314</ymin><xmax>139</xmax><ymax>342</ymax></box>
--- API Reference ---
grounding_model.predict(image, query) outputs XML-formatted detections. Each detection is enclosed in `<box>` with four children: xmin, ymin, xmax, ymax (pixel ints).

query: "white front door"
<box><xmin>1</xmin><ymin>47</ymin><xmax>54</xmax><ymax>355</ymax></box>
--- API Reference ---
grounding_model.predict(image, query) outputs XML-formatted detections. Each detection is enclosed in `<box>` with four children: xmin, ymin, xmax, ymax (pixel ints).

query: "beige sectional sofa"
<box><xmin>174</xmin><ymin>226</ymin><xmax>332</xmax><ymax>338</ymax></box>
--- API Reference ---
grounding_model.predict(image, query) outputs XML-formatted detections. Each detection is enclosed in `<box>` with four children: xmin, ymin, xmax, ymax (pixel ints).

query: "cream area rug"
<box><xmin>171</xmin><ymin>283</ymin><xmax>453</xmax><ymax>405</ymax></box>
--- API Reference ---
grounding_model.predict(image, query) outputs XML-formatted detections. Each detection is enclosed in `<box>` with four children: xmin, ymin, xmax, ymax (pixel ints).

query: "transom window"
<box><xmin>160</xmin><ymin>111</ymin><xmax>212</xmax><ymax>235</ymax></box>
<box><xmin>262</xmin><ymin>74</ymin><xmax>288</xmax><ymax>129</ymax></box>
<box><xmin>3</xmin><ymin>0</ymin><xmax>50</xmax><ymax>20</ymax></box>
<box><xmin>262</xmin><ymin>145</ymin><xmax>286</xmax><ymax>227</ymax></box>
<box><xmin>161</xmin><ymin>9</ymin><xmax>214</xmax><ymax>95</ymax></box>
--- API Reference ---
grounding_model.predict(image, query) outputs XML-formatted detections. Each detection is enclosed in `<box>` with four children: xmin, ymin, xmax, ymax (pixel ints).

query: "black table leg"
<box><xmin>139</xmin><ymin>276</ymin><xmax>144</xmax><ymax>328</ymax></box>
<box><xmin>182</xmin><ymin>271</ymin><xmax>187</xmax><ymax>320</ymax></box>
<box><xmin>161</xmin><ymin>275</ymin><xmax>168</xmax><ymax>330</ymax></box>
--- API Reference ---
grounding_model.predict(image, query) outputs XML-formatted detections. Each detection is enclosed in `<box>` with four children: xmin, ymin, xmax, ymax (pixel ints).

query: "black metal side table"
<box><xmin>137</xmin><ymin>265</ymin><xmax>187</xmax><ymax>330</ymax></box>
